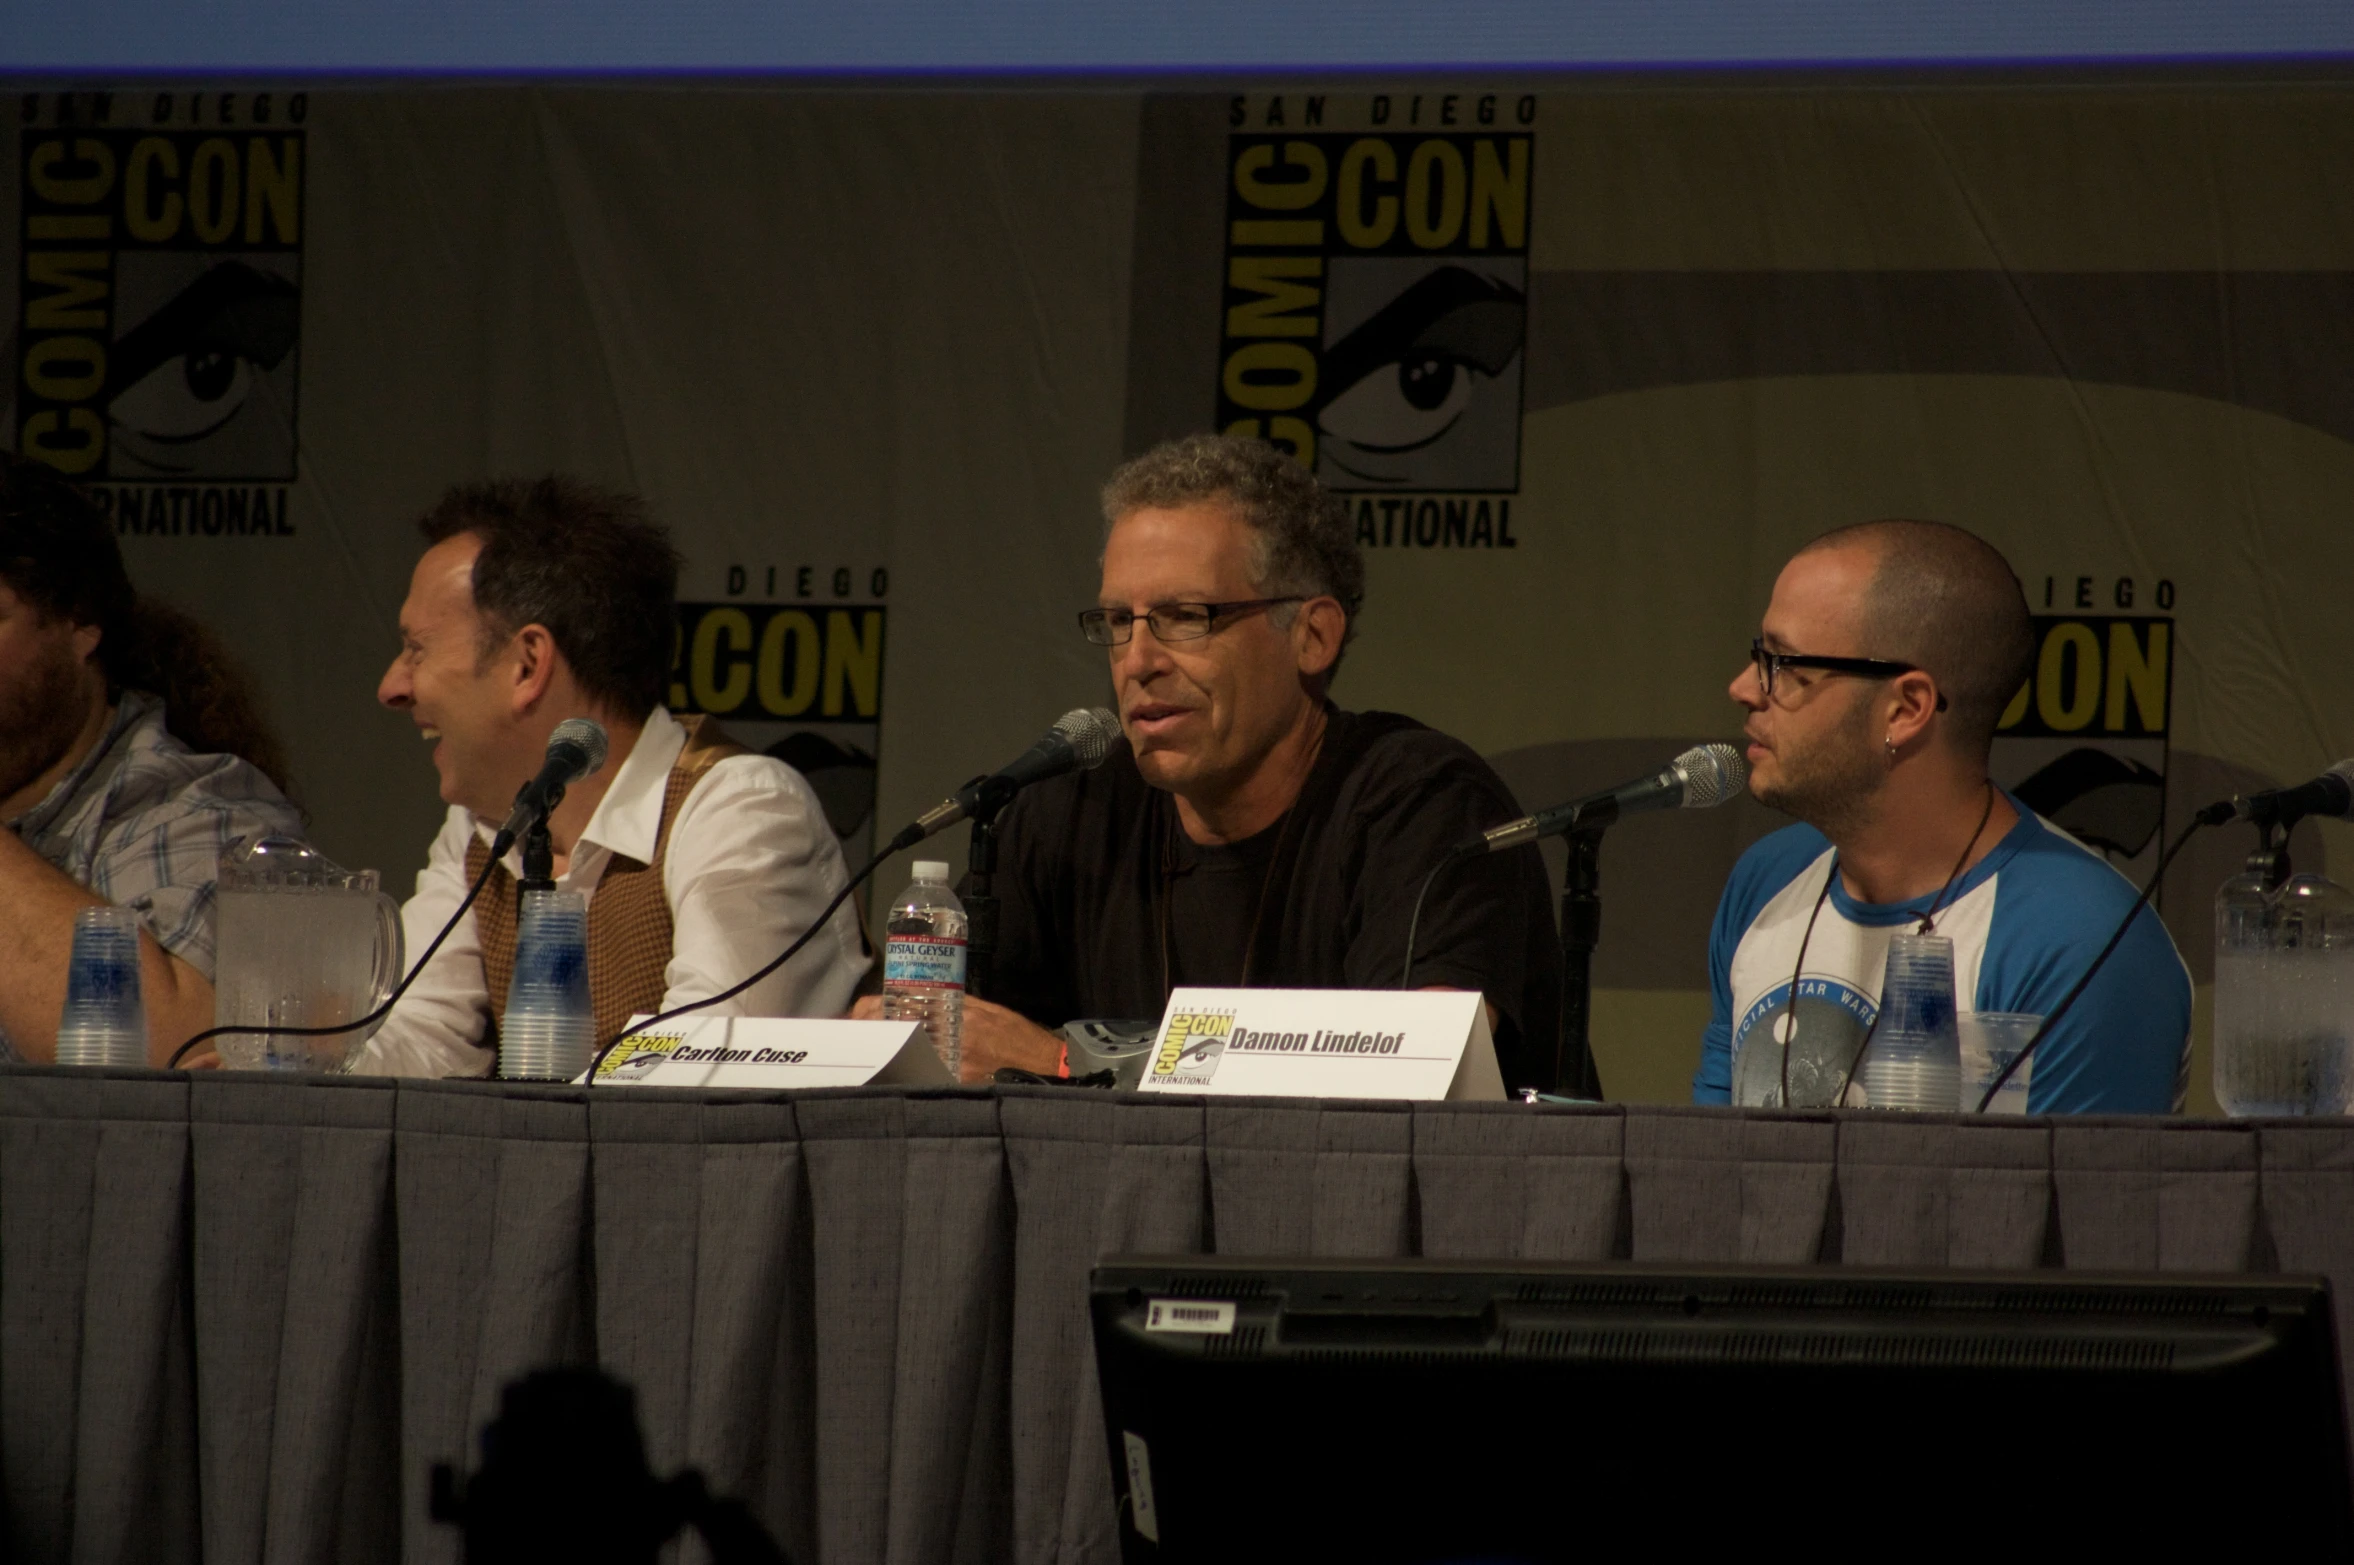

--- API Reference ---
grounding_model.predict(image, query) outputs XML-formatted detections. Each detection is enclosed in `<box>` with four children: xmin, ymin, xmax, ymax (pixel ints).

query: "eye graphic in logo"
<box><xmin>765</xmin><ymin>731</ymin><xmax>879</xmax><ymax>844</ymax></box>
<box><xmin>107</xmin><ymin>260</ymin><xmax>300</xmax><ymax>478</ymax></box>
<box><xmin>1153</xmin><ymin>1013</ymin><xmax>1232</xmax><ymax>1081</ymax></box>
<box><xmin>2011</xmin><ymin>747</ymin><xmax>2166</xmax><ymax>859</ymax></box>
<box><xmin>1316</xmin><ymin>261</ymin><xmax>1526</xmax><ymax>491</ymax></box>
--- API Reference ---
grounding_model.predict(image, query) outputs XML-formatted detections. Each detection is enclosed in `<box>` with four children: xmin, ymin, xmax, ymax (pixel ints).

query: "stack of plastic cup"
<box><xmin>500</xmin><ymin>890</ymin><xmax>594</xmax><ymax>1081</ymax></box>
<box><xmin>55</xmin><ymin>905</ymin><xmax>150</xmax><ymax>1068</ymax></box>
<box><xmin>1859</xmin><ymin>932</ymin><xmax>1963</xmax><ymax>1112</ymax></box>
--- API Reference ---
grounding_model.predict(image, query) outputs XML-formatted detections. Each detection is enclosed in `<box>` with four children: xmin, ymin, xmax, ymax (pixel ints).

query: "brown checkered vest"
<box><xmin>466</xmin><ymin>715</ymin><xmax>751</xmax><ymax>1046</ymax></box>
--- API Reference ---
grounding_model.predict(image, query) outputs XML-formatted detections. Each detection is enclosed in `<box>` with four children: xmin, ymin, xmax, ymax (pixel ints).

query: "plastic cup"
<box><xmin>500</xmin><ymin>891</ymin><xmax>594</xmax><ymax>1082</ymax></box>
<box><xmin>1860</xmin><ymin>933</ymin><xmax>1962</xmax><ymax>1112</ymax></box>
<box><xmin>55</xmin><ymin>905</ymin><xmax>149</xmax><ymax>1068</ymax></box>
<box><xmin>1959</xmin><ymin>1013</ymin><xmax>2042</xmax><ymax>1114</ymax></box>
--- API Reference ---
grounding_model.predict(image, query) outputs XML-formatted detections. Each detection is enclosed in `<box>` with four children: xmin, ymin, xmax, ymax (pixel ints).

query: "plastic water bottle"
<box><xmin>1859</xmin><ymin>932</ymin><xmax>1963</xmax><ymax>1112</ymax></box>
<box><xmin>501</xmin><ymin>890</ymin><xmax>595</xmax><ymax>1081</ymax></box>
<box><xmin>884</xmin><ymin>860</ymin><xmax>967</xmax><ymax>1076</ymax></box>
<box><xmin>2215</xmin><ymin>868</ymin><xmax>2354</xmax><ymax>1115</ymax></box>
<box><xmin>55</xmin><ymin>905</ymin><xmax>149</xmax><ymax>1068</ymax></box>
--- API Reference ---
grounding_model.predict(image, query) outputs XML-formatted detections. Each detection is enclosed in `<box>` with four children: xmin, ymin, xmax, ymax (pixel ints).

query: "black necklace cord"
<box><xmin>578</xmin><ymin>846</ymin><xmax>893</xmax><ymax>1086</ymax></box>
<box><xmin>1780</xmin><ymin>866</ymin><xmax>1837</xmax><ymax>1110</ymax></box>
<box><xmin>1971</xmin><ymin>811</ymin><xmax>2216</xmax><ymax>1113</ymax></box>
<box><xmin>1915</xmin><ymin>781</ymin><xmax>1998</xmax><ymax>936</ymax></box>
<box><xmin>165</xmin><ymin>836</ymin><xmax>513</xmax><ymax>1069</ymax></box>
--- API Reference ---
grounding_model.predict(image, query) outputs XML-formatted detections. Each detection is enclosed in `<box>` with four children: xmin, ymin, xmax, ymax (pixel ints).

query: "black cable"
<box><xmin>166</xmin><ymin>837</ymin><xmax>512</xmax><ymax>1069</ymax></box>
<box><xmin>1398</xmin><ymin>855</ymin><xmax>1459</xmax><ymax>989</ymax></box>
<box><xmin>577</xmin><ymin>845</ymin><xmax>896</xmax><ymax>1085</ymax></box>
<box><xmin>1971</xmin><ymin>811</ymin><xmax>2215</xmax><ymax>1113</ymax></box>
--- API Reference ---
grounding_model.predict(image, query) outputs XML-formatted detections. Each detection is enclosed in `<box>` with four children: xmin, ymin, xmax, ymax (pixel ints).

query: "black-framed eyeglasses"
<box><xmin>1078</xmin><ymin>598</ymin><xmax>1302</xmax><ymax>646</ymax></box>
<box><xmin>1750</xmin><ymin>636</ymin><xmax>1948</xmax><ymax>710</ymax></box>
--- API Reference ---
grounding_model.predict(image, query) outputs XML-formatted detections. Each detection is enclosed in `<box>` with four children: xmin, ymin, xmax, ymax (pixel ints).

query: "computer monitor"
<box><xmin>1091</xmin><ymin>1259</ymin><xmax>2351</xmax><ymax>1561</ymax></box>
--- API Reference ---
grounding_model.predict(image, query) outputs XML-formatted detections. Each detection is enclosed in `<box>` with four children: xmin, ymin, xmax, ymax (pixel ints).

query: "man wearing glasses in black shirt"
<box><xmin>897</xmin><ymin>433</ymin><xmax>1563</xmax><ymax>1088</ymax></box>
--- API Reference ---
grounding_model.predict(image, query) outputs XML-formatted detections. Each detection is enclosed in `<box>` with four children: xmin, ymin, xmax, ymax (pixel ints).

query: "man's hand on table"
<box><xmin>848</xmin><ymin>993</ymin><xmax>1064</xmax><ymax>1083</ymax></box>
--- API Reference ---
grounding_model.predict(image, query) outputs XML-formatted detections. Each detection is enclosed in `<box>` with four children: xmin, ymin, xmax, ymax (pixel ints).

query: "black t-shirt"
<box><xmin>1166</xmin><ymin>822</ymin><xmax>1283</xmax><ymax>989</ymax></box>
<box><xmin>978</xmin><ymin>707</ymin><xmax>1563</xmax><ymax>1087</ymax></box>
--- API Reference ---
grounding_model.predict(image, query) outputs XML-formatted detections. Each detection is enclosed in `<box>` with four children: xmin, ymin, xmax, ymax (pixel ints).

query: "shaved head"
<box><xmin>1798</xmin><ymin>519</ymin><xmax>2032</xmax><ymax>755</ymax></box>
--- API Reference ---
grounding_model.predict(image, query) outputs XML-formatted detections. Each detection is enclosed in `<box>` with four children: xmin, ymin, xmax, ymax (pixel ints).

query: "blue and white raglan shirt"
<box><xmin>1693</xmin><ymin>797</ymin><xmax>2191</xmax><ymax>1115</ymax></box>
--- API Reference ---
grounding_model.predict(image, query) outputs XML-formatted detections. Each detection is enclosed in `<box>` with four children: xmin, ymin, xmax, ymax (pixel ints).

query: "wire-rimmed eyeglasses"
<box><xmin>1079</xmin><ymin>598</ymin><xmax>1302</xmax><ymax>646</ymax></box>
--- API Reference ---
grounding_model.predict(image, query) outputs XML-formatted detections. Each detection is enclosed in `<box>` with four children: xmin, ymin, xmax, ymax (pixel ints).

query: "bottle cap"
<box><xmin>913</xmin><ymin>860</ymin><xmax>951</xmax><ymax>881</ymax></box>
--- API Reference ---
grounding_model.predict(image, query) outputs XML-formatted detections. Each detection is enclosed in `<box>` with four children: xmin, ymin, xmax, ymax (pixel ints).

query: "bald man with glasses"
<box><xmin>874</xmin><ymin>434</ymin><xmax>1565</xmax><ymax>1089</ymax></box>
<box><xmin>1698</xmin><ymin>519</ymin><xmax>2191</xmax><ymax>1115</ymax></box>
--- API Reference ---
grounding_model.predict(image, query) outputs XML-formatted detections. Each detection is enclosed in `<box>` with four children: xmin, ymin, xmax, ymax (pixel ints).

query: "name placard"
<box><xmin>1135</xmin><ymin>988</ymin><xmax>1505</xmax><ymax>1101</ymax></box>
<box><xmin>585</xmin><ymin>1015</ymin><xmax>950</xmax><ymax>1089</ymax></box>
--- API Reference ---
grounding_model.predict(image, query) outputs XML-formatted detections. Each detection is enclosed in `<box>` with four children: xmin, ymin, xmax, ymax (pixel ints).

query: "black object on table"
<box><xmin>1093</xmin><ymin>1257</ymin><xmax>2354</xmax><ymax>1561</ymax></box>
<box><xmin>1553</xmin><ymin>826</ymin><xmax>1606</xmax><ymax>1100</ymax></box>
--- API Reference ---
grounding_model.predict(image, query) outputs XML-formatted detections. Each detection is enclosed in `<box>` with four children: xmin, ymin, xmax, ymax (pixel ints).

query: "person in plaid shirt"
<box><xmin>0</xmin><ymin>456</ymin><xmax>300</xmax><ymax>1064</ymax></box>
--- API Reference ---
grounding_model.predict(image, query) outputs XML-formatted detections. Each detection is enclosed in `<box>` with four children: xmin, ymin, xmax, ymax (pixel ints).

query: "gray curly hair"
<box><xmin>1100</xmin><ymin>433</ymin><xmax>1366</xmax><ymax>675</ymax></box>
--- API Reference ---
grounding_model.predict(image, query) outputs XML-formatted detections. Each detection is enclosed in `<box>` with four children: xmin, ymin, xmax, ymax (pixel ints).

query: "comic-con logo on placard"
<box><xmin>594</xmin><ymin>1033</ymin><xmax>683</xmax><ymax>1083</ymax></box>
<box><xmin>17</xmin><ymin>91</ymin><xmax>305</xmax><ymax>535</ymax></box>
<box><xmin>1151</xmin><ymin>1009</ymin><xmax>1235</xmax><ymax>1087</ymax></box>
<box><xmin>1216</xmin><ymin>93</ymin><xmax>1532</xmax><ymax>550</ymax></box>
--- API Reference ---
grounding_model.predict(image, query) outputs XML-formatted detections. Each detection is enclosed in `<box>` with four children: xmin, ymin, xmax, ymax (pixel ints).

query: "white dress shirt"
<box><xmin>357</xmin><ymin>708</ymin><xmax>871</xmax><ymax>1078</ymax></box>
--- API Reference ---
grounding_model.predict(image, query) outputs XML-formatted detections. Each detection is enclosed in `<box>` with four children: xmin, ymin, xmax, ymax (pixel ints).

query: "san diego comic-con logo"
<box><xmin>1152</xmin><ymin>1009</ymin><xmax>1235</xmax><ymax>1086</ymax></box>
<box><xmin>595</xmin><ymin>1033</ymin><xmax>684</xmax><ymax>1082</ymax></box>
<box><xmin>1217</xmin><ymin>93</ymin><xmax>1533</xmax><ymax>552</ymax></box>
<box><xmin>1993</xmin><ymin>610</ymin><xmax>2172</xmax><ymax>873</ymax></box>
<box><xmin>669</xmin><ymin>595</ymin><xmax>887</xmax><ymax>867</ymax></box>
<box><xmin>17</xmin><ymin>91</ymin><xmax>306</xmax><ymax>536</ymax></box>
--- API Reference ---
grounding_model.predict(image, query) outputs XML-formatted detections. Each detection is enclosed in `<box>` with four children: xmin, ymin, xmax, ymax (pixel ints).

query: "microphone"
<box><xmin>498</xmin><ymin>718</ymin><xmax>611</xmax><ymax>843</ymax></box>
<box><xmin>893</xmin><ymin>707</ymin><xmax>1122</xmax><ymax>848</ymax></box>
<box><xmin>2223</xmin><ymin>760</ymin><xmax>2354</xmax><ymax>829</ymax></box>
<box><xmin>1463</xmin><ymin>743</ymin><xmax>1747</xmax><ymax>855</ymax></box>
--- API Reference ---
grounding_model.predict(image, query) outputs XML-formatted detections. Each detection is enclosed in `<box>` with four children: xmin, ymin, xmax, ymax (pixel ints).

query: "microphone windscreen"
<box><xmin>1675</xmin><ymin>743</ymin><xmax>1747</xmax><ymax>809</ymax></box>
<box><xmin>550</xmin><ymin>717</ymin><xmax>610</xmax><ymax>780</ymax></box>
<box><xmin>1056</xmin><ymin>707</ymin><xmax>1123</xmax><ymax>769</ymax></box>
<box><xmin>2328</xmin><ymin>759</ymin><xmax>2354</xmax><ymax>820</ymax></box>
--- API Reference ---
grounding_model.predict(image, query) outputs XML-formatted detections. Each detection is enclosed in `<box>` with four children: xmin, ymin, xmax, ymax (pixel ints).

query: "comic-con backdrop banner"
<box><xmin>10</xmin><ymin>84</ymin><xmax>2354</xmax><ymax>1104</ymax></box>
<box><xmin>3</xmin><ymin>88</ymin><xmax>1135</xmax><ymax>901</ymax></box>
<box><xmin>1125</xmin><ymin>88</ymin><xmax>2354</xmax><ymax>1103</ymax></box>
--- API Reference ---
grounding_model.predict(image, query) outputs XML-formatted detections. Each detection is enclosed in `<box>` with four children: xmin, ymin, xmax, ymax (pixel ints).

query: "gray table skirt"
<box><xmin>3</xmin><ymin>1069</ymin><xmax>2344</xmax><ymax>1564</ymax></box>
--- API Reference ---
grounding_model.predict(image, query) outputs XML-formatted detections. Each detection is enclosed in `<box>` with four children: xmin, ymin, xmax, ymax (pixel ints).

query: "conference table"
<box><xmin>6</xmin><ymin>1066</ymin><xmax>2348</xmax><ymax>1564</ymax></box>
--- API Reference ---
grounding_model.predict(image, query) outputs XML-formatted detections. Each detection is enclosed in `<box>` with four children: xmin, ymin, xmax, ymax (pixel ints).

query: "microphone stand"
<box><xmin>958</xmin><ymin>775</ymin><xmax>1011</xmax><ymax>1002</ymax></box>
<box><xmin>512</xmin><ymin>777</ymin><xmax>565</xmax><ymax>905</ymax></box>
<box><xmin>1556</xmin><ymin>827</ymin><xmax>1605</xmax><ymax>1100</ymax></box>
<box><xmin>519</xmin><ymin>817</ymin><xmax>557</xmax><ymax>901</ymax></box>
<box><xmin>2251</xmin><ymin>818</ymin><xmax>2291</xmax><ymax>894</ymax></box>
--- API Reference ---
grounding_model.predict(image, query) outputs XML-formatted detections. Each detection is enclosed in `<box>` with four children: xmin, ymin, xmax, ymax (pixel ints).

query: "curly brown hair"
<box><xmin>0</xmin><ymin>454</ymin><xmax>294</xmax><ymax>796</ymax></box>
<box><xmin>1101</xmin><ymin>432</ymin><xmax>1367</xmax><ymax>676</ymax></box>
